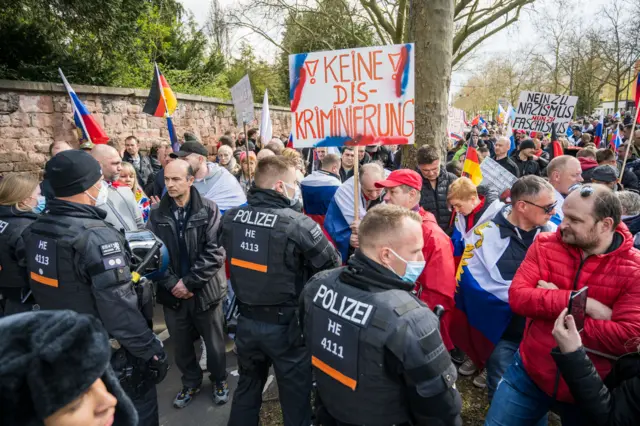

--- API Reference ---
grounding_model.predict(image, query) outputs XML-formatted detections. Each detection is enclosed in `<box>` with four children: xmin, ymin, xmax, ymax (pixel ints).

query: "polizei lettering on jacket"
<box><xmin>313</xmin><ymin>284</ymin><xmax>374</xmax><ymax>327</ymax></box>
<box><xmin>233</xmin><ymin>210</ymin><xmax>278</xmax><ymax>228</ymax></box>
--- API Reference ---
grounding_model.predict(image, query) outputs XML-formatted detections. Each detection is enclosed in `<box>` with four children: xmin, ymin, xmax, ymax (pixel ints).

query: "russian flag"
<box><xmin>324</xmin><ymin>176</ymin><xmax>367</xmax><ymax>263</ymax></box>
<box><xmin>610</xmin><ymin>130</ymin><xmax>622</xmax><ymax>151</ymax></box>
<box><xmin>301</xmin><ymin>170</ymin><xmax>341</xmax><ymax>232</ymax></box>
<box><xmin>59</xmin><ymin>69</ymin><xmax>109</xmax><ymax>145</ymax></box>
<box><xmin>594</xmin><ymin>112</ymin><xmax>604</xmax><ymax>147</ymax></box>
<box><xmin>450</xmin><ymin>221</ymin><xmax>514</xmax><ymax>369</ymax></box>
<box><xmin>450</xmin><ymin>132</ymin><xmax>464</xmax><ymax>142</ymax></box>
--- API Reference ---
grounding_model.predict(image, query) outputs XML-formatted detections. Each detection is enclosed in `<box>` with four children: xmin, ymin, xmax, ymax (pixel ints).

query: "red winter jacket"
<box><xmin>416</xmin><ymin>207</ymin><xmax>457</xmax><ymax>350</ymax></box>
<box><xmin>510</xmin><ymin>224</ymin><xmax>640</xmax><ymax>403</ymax></box>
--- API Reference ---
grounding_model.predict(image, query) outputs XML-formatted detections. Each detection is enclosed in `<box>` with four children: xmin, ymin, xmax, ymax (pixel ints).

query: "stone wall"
<box><xmin>0</xmin><ymin>80</ymin><xmax>291</xmax><ymax>176</ymax></box>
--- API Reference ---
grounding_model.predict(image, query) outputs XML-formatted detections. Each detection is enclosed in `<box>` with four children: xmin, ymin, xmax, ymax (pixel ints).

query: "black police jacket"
<box><xmin>18</xmin><ymin>199</ymin><xmax>163</xmax><ymax>361</ymax></box>
<box><xmin>222</xmin><ymin>187</ymin><xmax>341</xmax><ymax>307</ymax></box>
<box><xmin>552</xmin><ymin>348</ymin><xmax>640</xmax><ymax>426</ymax></box>
<box><xmin>418</xmin><ymin>167</ymin><xmax>458</xmax><ymax>233</ymax></box>
<box><xmin>147</xmin><ymin>187</ymin><xmax>227</xmax><ymax>312</ymax></box>
<box><xmin>300</xmin><ymin>251</ymin><xmax>462</xmax><ymax>426</ymax></box>
<box><xmin>0</xmin><ymin>205</ymin><xmax>38</xmax><ymax>299</ymax></box>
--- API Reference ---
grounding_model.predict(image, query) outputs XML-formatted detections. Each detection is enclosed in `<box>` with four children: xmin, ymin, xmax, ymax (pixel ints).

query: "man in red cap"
<box><xmin>375</xmin><ymin>169</ymin><xmax>457</xmax><ymax>351</ymax></box>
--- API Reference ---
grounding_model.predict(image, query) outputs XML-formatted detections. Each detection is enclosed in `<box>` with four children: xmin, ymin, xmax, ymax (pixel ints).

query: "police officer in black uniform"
<box><xmin>222</xmin><ymin>156</ymin><xmax>341</xmax><ymax>426</ymax></box>
<box><xmin>301</xmin><ymin>204</ymin><xmax>462</xmax><ymax>426</ymax></box>
<box><xmin>18</xmin><ymin>150</ymin><xmax>168</xmax><ymax>426</ymax></box>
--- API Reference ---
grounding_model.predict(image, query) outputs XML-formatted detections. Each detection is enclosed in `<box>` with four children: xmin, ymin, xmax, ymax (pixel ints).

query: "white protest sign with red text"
<box><xmin>289</xmin><ymin>44</ymin><xmax>415</xmax><ymax>148</ymax></box>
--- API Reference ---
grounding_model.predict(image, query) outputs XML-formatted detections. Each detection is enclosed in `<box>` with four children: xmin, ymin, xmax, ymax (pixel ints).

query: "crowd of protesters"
<box><xmin>1</xmin><ymin>109</ymin><xmax>640</xmax><ymax>426</ymax></box>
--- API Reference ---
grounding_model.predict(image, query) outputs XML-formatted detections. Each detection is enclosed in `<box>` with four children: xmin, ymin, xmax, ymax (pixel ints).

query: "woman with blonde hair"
<box><xmin>282</xmin><ymin>148</ymin><xmax>306</xmax><ymax>182</ymax></box>
<box><xmin>235</xmin><ymin>151</ymin><xmax>257</xmax><ymax>194</ymax></box>
<box><xmin>0</xmin><ymin>174</ymin><xmax>44</xmax><ymax>315</ymax></box>
<box><xmin>118</xmin><ymin>162</ymin><xmax>150</xmax><ymax>223</ymax></box>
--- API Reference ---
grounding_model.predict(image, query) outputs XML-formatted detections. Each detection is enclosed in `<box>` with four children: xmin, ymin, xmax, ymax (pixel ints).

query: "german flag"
<box><xmin>143</xmin><ymin>64</ymin><xmax>177</xmax><ymax>117</ymax></box>
<box><xmin>462</xmin><ymin>146</ymin><xmax>483</xmax><ymax>186</ymax></box>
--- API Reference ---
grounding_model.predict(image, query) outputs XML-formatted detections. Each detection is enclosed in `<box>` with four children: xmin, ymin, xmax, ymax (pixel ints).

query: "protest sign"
<box><xmin>289</xmin><ymin>43</ymin><xmax>415</xmax><ymax>148</ymax></box>
<box><xmin>230</xmin><ymin>75</ymin><xmax>255</xmax><ymax>124</ymax></box>
<box><xmin>480</xmin><ymin>157</ymin><xmax>517</xmax><ymax>196</ymax></box>
<box><xmin>448</xmin><ymin>106</ymin><xmax>466</xmax><ymax>136</ymax></box>
<box><xmin>513</xmin><ymin>91</ymin><xmax>578</xmax><ymax>133</ymax></box>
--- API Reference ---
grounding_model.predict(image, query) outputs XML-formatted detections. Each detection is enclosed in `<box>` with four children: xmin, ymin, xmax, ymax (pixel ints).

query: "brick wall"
<box><xmin>0</xmin><ymin>80</ymin><xmax>291</xmax><ymax>177</ymax></box>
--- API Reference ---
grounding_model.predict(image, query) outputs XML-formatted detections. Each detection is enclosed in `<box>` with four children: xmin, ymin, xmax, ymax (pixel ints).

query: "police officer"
<box><xmin>301</xmin><ymin>204</ymin><xmax>462</xmax><ymax>426</ymax></box>
<box><xmin>222</xmin><ymin>156</ymin><xmax>341</xmax><ymax>426</ymax></box>
<box><xmin>18</xmin><ymin>150</ymin><xmax>168</xmax><ymax>426</ymax></box>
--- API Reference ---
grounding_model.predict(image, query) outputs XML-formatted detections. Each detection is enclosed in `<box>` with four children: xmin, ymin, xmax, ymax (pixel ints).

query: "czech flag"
<box><xmin>462</xmin><ymin>146</ymin><xmax>483</xmax><ymax>186</ymax></box>
<box><xmin>58</xmin><ymin>69</ymin><xmax>109</xmax><ymax>145</ymax></box>
<box><xmin>143</xmin><ymin>64</ymin><xmax>178</xmax><ymax>118</ymax></box>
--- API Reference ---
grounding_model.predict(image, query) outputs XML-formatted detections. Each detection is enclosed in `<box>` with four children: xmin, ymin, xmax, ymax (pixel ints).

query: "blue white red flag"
<box><xmin>301</xmin><ymin>170</ymin><xmax>341</xmax><ymax>230</ymax></box>
<box><xmin>610</xmin><ymin>130</ymin><xmax>622</xmax><ymax>151</ymax></box>
<box><xmin>325</xmin><ymin>177</ymin><xmax>368</xmax><ymax>263</ymax></box>
<box><xmin>59</xmin><ymin>69</ymin><xmax>109</xmax><ymax>144</ymax></box>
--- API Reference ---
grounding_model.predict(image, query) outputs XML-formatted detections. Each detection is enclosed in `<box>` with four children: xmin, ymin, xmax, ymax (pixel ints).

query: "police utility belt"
<box><xmin>238</xmin><ymin>303</ymin><xmax>297</xmax><ymax>325</ymax></box>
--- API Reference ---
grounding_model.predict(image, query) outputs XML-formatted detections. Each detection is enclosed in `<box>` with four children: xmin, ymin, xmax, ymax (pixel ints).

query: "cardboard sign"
<box><xmin>480</xmin><ymin>157</ymin><xmax>517</xmax><ymax>196</ymax></box>
<box><xmin>513</xmin><ymin>91</ymin><xmax>578</xmax><ymax>133</ymax></box>
<box><xmin>289</xmin><ymin>43</ymin><xmax>415</xmax><ymax>148</ymax></box>
<box><xmin>448</xmin><ymin>106</ymin><xmax>466</xmax><ymax>136</ymax></box>
<box><xmin>230</xmin><ymin>75</ymin><xmax>255</xmax><ymax>124</ymax></box>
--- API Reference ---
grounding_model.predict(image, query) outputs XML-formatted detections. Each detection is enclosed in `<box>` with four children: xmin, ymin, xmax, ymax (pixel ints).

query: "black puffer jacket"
<box><xmin>0</xmin><ymin>206</ymin><xmax>38</xmax><ymax>301</ymax></box>
<box><xmin>147</xmin><ymin>187</ymin><xmax>227</xmax><ymax>312</ymax></box>
<box><xmin>418</xmin><ymin>167</ymin><xmax>457</xmax><ymax>233</ymax></box>
<box><xmin>552</xmin><ymin>348</ymin><xmax>640</xmax><ymax>426</ymax></box>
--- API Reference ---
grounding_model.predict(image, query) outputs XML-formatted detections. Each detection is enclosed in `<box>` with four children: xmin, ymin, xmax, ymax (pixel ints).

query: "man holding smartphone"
<box><xmin>485</xmin><ymin>184</ymin><xmax>640</xmax><ymax>426</ymax></box>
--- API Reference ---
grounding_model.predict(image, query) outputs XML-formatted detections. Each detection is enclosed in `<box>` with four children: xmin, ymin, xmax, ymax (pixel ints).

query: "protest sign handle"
<box><xmin>620</xmin><ymin>107</ymin><xmax>640</xmax><ymax>180</ymax></box>
<box><xmin>243</xmin><ymin>120</ymin><xmax>252</xmax><ymax>185</ymax></box>
<box><xmin>353</xmin><ymin>146</ymin><xmax>360</xmax><ymax>221</ymax></box>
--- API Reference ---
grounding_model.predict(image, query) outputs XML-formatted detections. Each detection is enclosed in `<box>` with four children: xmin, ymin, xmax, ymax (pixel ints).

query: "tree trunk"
<box><xmin>614</xmin><ymin>81</ymin><xmax>620</xmax><ymax>112</ymax></box>
<box><xmin>402</xmin><ymin>0</ymin><xmax>453</xmax><ymax>169</ymax></box>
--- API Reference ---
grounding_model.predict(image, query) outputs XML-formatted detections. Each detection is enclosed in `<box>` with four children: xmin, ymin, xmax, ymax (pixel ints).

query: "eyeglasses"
<box><xmin>522</xmin><ymin>199</ymin><xmax>557</xmax><ymax>214</ymax></box>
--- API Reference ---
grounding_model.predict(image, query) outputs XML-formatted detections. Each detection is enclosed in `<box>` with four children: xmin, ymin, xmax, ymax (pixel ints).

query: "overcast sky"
<box><xmin>179</xmin><ymin>0</ymin><xmax>612</xmax><ymax>96</ymax></box>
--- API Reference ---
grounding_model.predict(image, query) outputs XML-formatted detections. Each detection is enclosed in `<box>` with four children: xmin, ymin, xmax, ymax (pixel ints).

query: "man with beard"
<box><xmin>485</xmin><ymin>184</ymin><xmax>640</xmax><ymax>426</ymax></box>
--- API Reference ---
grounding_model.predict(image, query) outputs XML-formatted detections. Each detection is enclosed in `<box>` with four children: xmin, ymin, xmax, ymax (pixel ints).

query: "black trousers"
<box><xmin>130</xmin><ymin>383</ymin><xmax>159</xmax><ymax>426</ymax></box>
<box><xmin>228</xmin><ymin>314</ymin><xmax>311</xmax><ymax>426</ymax></box>
<box><xmin>164</xmin><ymin>299</ymin><xmax>227</xmax><ymax>387</ymax></box>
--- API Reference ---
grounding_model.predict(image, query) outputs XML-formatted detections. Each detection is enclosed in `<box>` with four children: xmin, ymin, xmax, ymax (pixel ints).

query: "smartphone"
<box><xmin>567</xmin><ymin>287</ymin><xmax>588</xmax><ymax>332</ymax></box>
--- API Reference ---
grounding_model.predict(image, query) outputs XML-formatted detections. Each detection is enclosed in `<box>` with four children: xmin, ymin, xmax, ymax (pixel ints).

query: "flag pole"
<box><xmin>619</xmin><ymin>106</ymin><xmax>640</xmax><ymax>180</ymax></box>
<box><xmin>353</xmin><ymin>145</ymin><xmax>360</xmax><ymax>221</ymax></box>
<box><xmin>243</xmin><ymin>117</ymin><xmax>252</xmax><ymax>185</ymax></box>
<box><xmin>59</xmin><ymin>68</ymin><xmax>93</xmax><ymax>145</ymax></box>
<box><xmin>155</xmin><ymin>63</ymin><xmax>175</xmax><ymax>150</ymax></box>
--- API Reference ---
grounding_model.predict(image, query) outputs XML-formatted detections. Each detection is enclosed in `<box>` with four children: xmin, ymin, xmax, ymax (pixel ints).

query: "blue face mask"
<box><xmin>389</xmin><ymin>248</ymin><xmax>426</xmax><ymax>283</ymax></box>
<box><xmin>32</xmin><ymin>195</ymin><xmax>46</xmax><ymax>214</ymax></box>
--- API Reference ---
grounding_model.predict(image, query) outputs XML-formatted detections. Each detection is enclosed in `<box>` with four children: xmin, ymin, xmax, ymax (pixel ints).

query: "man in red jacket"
<box><xmin>485</xmin><ymin>184</ymin><xmax>640</xmax><ymax>426</ymax></box>
<box><xmin>375</xmin><ymin>169</ymin><xmax>457</xmax><ymax>351</ymax></box>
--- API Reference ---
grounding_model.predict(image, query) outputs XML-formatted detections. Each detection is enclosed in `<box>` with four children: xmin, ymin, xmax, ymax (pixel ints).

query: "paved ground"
<box><xmin>152</xmin><ymin>304</ymin><xmax>279</xmax><ymax>426</ymax></box>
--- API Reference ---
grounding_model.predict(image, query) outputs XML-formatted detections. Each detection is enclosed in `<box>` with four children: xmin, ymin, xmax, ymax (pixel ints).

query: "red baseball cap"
<box><xmin>375</xmin><ymin>169</ymin><xmax>422</xmax><ymax>191</ymax></box>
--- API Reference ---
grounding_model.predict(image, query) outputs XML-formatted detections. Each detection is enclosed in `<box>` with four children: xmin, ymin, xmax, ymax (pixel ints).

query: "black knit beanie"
<box><xmin>45</xmin><ymin>150</ymin><xmax>102</xmax><ymax>197</ymax></box>
<box><xmin>0</xmin><ymin>310</ymin><xmax>138</xmax><ymax>426</ymax></box>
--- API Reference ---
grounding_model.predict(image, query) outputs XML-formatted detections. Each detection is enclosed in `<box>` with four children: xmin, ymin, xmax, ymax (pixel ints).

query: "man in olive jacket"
<box><xmin>147</xmin><ymin>159</ymin><xmax>229</xmax><ymax>409</ymax></box>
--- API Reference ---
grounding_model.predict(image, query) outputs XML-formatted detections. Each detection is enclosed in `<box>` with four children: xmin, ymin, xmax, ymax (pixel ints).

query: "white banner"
<box><xmin>513</xmin><ymin>91</ymin><xmax>578</xmax><ymax>133</ymax></box>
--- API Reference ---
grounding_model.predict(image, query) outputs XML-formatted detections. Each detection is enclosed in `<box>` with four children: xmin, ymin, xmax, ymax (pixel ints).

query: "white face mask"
<box><xmin>86</xmin><ymin>182</ymin><xmax>109</xmax><ymax>206</ymax></box>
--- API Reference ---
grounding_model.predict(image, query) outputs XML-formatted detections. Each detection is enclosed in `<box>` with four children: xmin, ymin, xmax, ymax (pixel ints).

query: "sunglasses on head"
<box><xmin>569</xmin><ymin>184</ymin><xmax>594</xmax><ymax>197</ymax></box>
